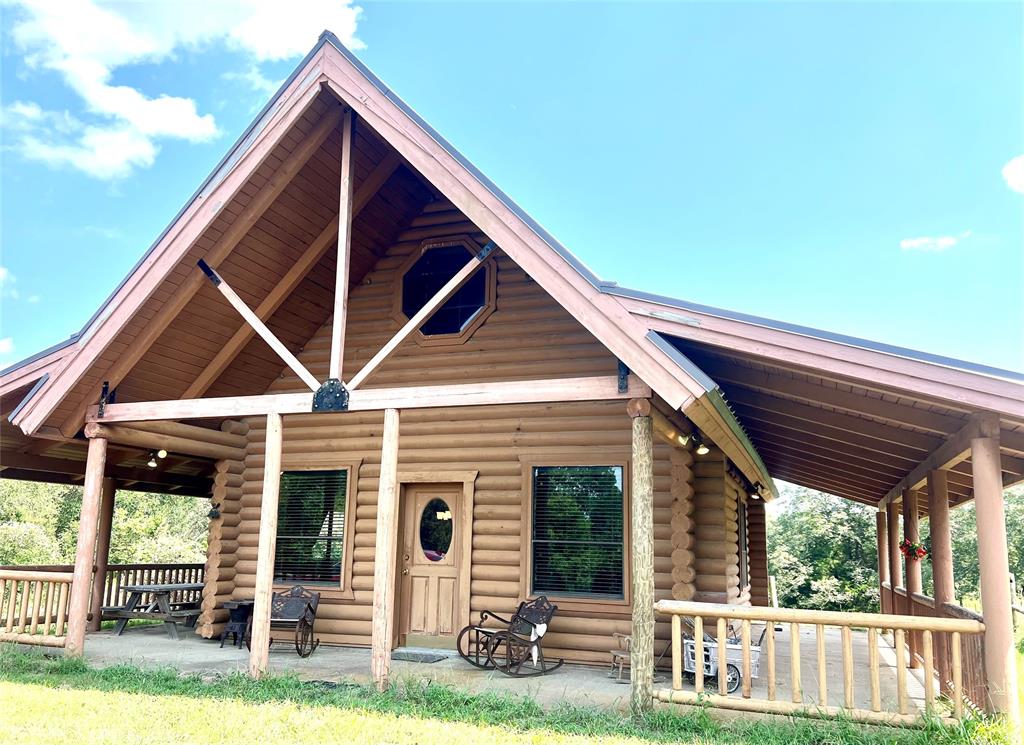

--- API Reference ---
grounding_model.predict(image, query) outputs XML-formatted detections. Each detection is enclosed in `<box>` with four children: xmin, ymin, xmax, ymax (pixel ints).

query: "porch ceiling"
<box><xmin>663</xmin><ymin>337</ymin><xmax>1024</xmax><ymax>510</ymax></box>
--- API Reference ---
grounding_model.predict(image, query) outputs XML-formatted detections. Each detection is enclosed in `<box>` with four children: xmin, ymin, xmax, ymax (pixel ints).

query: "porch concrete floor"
<box><xmin>79</xmin><ymin>624</ymin><xmax>929</xmax><ymax>715</ymax></box>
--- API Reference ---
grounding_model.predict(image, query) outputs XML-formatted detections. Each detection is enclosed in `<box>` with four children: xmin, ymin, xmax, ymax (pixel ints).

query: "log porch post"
<box><xmin>971</xmin><ymin>428</ymin><xmax>1020</xmax><ymax>724</ymax></box>
<box><xmin>902</xmin><ymin>489</ymin><xmax>922</xmax><ymax>668</ymax></box>
<box><xmin>371</xmin><ymin>408</ymin><xmax>401</xmax><ymax>690</ymax></box>
<box><xmin>249</xmin><ymin>412</ymin><xmax>283</xmax><ymax>678</ymax></box>
<box><xmin>926</xmin><ymin>469</ymin><xmax>954</xmax><ymax>693</ymax></box>
<box><xmin>875</xmin><ymin>509</ymin><xmax>889</xmax><ymax>614</ymax></box>
<box><xmin>65</xmin><ymin>435</ymin><xmax>108</xmax><ymax>656</ymax></box>
<box><xmin>87</xmin><ymin>478</ymin><xmax>117</xmax><ymax>632</ymax></box>
<box><xmin>628</xmin><ymin>398</ymin><xmax>655</xmax><ymax>718</ymax></box>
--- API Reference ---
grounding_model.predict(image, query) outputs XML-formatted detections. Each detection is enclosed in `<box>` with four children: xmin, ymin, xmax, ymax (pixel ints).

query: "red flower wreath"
<box><xmin>899</xmin><ymin>538</ymin><xmax>927</xmax><ymax>560</ymax></box>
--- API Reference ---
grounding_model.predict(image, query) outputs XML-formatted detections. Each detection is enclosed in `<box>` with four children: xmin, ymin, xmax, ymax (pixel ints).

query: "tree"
<box><xmin>0</xmin><ymin>477</ymin><xmax>209</xmax><ymax>566</ymax></box>
<box><xmin>767</xmin><ymin>485</ymin><xmax>879</xmax><ymax>612</ymax></box>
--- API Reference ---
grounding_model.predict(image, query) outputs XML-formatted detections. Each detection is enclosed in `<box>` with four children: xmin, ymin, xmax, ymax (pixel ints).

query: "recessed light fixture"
<box><xmin>157</xmin><ymin>449</ymin><xmax>168</xmax><ymax>459</ymax></box>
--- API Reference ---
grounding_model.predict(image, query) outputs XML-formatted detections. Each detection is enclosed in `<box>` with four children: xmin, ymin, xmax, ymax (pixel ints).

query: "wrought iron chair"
<box><xmin>269</xmin><ymin>586</ymin><xmax>321</xmax><ymax>657</ymax></box>
<box><xmin>456</xmin><ymin>596</ymin><xmax>564</xmax><ymax>677</ymax></box>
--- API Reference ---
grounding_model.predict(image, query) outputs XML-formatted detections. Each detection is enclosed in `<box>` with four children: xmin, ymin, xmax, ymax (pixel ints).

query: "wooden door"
<box><xmin>398</xmin><ymin>485</ymin><xmax>461</xmax><ymax>647</ymax></box>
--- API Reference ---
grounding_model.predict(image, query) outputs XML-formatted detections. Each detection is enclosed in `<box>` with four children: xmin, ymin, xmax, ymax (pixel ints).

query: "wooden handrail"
<box><xmin>0</xmin><ymin>569</ymin><xmax>74</xmax><ymax>583</ymax></box>
<box><xmin>655</xmin><ymin>600</ymin><xmax>984</xmax><ymax>634</ymax></box>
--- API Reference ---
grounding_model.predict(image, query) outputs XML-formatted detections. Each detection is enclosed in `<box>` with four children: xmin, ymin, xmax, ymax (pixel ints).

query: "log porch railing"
<box><xmin>885</xmin><ymin>582</ymin><xmax>988</xmax><ymax>713</ymax></box>
<box><xmin>0</xmin><ymin>569</ymin><xmax>73</xmax><ymax>647</ymax></box>
<box><xmin>0</xmin><ymin>562</ymin><xmax>204</xmax><ymax>648</ymax></box>
<box><xmin>654</xmin><ymin>600</ymin><xmax>985</xmax><ymax>725</ymax></box>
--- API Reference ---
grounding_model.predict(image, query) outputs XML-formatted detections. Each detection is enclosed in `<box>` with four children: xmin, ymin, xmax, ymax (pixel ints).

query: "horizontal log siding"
<box><xmin>747</xmin><ymin>499</ymin><xmax>770</xmax><ymax>607</ymax></box>
<box><xmin>692</xmin><ymin>448</ymin><xmax>742</xmax><ymax>605</ymax></box>
<box><xmin>196</xmin><ymin>450</ymin><xmax>245</xmax><ymax>639</ymax></box>
<box><xmin>228</xmin><ymin>405</ymin><xmax>682</xmax><ymax>663</ymax></box>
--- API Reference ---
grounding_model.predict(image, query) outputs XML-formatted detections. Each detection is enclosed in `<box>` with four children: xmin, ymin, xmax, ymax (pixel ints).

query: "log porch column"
<box><xmin>65</xmin><ymin>436</ymin><xmax>108</xmax><ymax>657</ymax></box>
<box><xmin>627</xmin><ymin>398</ymin><xmax>655</xmax><ymax>718</ymax></box>
<box><xmin>371</xmin><ymin>408</ymin><xmax>401</xmax><ymax>690</ymax></box>
<box><xmin>971</xmin><ymin>430</ymin><xmax>1020</xmax><ymax>724</ymax></box>
<box><xmin>926</xmin><ymin>469</ymin><xmax>954</xmax><ymax>693</ymax></box>
<box><xmin>875</xmin><ymin>509</ymin><xmax>889</xmax><ymax>614</ymax></box>
<box><xmin>249</xmin><ymin>412</ymin><xmax>283</xmax><ymax>678</ymax></box>
<box><xmin>902</xmin><ymin>489</ymin><xmax>922</xmax><ymax>668</ymax></box>
<box><xmin>886</xmin><ymin>501</ymin><xmax>902</xmax><ymax>615</ymax></box>
<box><xmin>87</xmin><ymin>478</ymin><xmax>117</xmax><ymax>632</ymax></box>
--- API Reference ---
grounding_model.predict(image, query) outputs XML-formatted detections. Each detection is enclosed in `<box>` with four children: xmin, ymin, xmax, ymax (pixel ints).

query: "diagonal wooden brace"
<box><xmin>346</xmin><ymin>241</ymin><xmax>495</xmax><ymax>391</ymax></box>
<box><xmin>197</xmin><ymin>260</ymin><xmax>321</xmax><ymax>393</ymax></box>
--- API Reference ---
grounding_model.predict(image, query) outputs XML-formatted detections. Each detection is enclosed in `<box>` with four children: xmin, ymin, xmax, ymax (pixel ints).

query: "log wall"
<box><xmin>196</xmin><ymin>422</ymin><xmax>247</xmax><ymax>638</ymax></box>
<box><xmin>747</xmin><ymin>499</ymin><xmax>770</xmax><ymax>607</ymax></box>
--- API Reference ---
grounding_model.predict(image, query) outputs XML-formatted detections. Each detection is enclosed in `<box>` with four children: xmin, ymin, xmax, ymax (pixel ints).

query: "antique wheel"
<box><xmin>295</xmin><ymin>617</ymin><xmax>318</xmax><ymax>658</ymax></box>
<box><xmin>457</xmin><ymin>626</ymin><xmax>495</xmax><ymax>669</ymax></box>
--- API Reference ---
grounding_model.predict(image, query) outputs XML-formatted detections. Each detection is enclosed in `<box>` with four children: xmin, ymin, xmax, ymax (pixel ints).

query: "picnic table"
<box><xmin>103</xmin><ymin>582</ymin><xmax>204</xmax><ymax>640</ymax></box>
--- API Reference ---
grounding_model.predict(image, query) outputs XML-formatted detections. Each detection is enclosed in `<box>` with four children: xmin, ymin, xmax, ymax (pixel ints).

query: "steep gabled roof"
<box><xmin>4</xmin><ymin>32</ymin><xmax>773</xmax><ymax>494</ymax></box>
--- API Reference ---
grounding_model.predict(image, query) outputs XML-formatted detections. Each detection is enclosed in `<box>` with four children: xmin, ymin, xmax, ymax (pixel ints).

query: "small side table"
<box><xmin>220</xmin><ymin>600</ymin><xmax>255</xmax><ymax>650</ymax></box>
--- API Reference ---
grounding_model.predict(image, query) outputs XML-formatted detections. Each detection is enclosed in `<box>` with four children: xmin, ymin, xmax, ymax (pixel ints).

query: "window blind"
<box><xmin>531</xmin><ymin>465</ymin><xmax>625</xmax><ymax>599</ymax></box>
<box><xmin>274</xmin><ymin>470</ymin><xmax>348</xmax><ymax>585</ymax></box>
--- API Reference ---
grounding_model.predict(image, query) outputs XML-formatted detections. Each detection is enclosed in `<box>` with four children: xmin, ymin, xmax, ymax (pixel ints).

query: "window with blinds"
<box><xmin>274</xmin><ymin>470</ymin><xmax>348</xmax><ymax>585</ymax></box>
<box><xmin>531</xmin><ymin>465</ymin><xmax>625</xmax><ymax>599</ymax></box>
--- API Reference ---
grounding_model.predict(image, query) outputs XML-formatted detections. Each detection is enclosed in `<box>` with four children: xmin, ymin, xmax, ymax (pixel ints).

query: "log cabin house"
<box><xmin>1</xmin><ymin>32</ymin><xmax>1022</xmax><ymax>727</ymax></box>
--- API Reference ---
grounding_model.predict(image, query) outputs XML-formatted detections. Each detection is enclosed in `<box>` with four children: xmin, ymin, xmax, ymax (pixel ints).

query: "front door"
<box><xmin>398</xmin><ymin>484</ymin><xmax>461</xmax><ymax>648</ymax></box>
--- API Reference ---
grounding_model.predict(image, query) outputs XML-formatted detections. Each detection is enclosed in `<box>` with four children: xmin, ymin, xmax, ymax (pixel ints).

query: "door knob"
<box><xmin>402</xmin><ymin>569</ymin><xmax>410</xmax><ymax>575</ymax></box>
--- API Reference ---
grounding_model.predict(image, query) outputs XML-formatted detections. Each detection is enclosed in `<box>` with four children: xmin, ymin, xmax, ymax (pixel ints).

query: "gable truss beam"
<box><xmin>49</xmin><ymin>101</ymin><xmax>345</xmax><ymax>438</ymax></box>
<box><xmin>330</xmin><ymin>108</ymin><xmax>355</xmax><ymax>382</ymax></box>
<box><xmin>85</xmin><ymin>375</ymin><xmax>650</xmax><ymax>423</ymax></box>
<box><xmin>878</xmin><ymin>412</ymin><xmax>999</xmax><ymax>507</ymax></box>
<box><xmin>197</xmin><ymin>260</ymin><xmax>321</xmax><ymax>392</ymax></box>
<box><xmin>183</xmin><ymin>150</ymin><xmax>402</xmax><ymax>398</ymax></box>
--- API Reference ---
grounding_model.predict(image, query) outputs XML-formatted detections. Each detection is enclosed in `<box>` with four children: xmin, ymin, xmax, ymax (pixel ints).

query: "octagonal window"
<box><xmin>401</xmin><ymin>243</ymin><xmax>488</xmax><ymax>337</ymax></box>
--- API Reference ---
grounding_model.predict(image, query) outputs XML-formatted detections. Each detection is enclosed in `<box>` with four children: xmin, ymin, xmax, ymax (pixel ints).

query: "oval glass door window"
<box><xmin>420</xmin><ymin>498</ymin><xmax>453</xmax><ymax>562</ymax></box>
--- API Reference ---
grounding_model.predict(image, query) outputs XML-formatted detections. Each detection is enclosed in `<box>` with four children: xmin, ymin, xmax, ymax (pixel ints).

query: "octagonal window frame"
<box><xmin>393</xmin><ymin>235</ymin><xmax>497</xmax><ymax>347</ymax></box>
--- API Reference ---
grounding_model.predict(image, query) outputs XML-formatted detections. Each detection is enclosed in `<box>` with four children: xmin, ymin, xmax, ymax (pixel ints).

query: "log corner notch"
<box><xmin>628</xmin><ymin>397</ymin><xmax>655</xmax><ymax>717</ymax></box>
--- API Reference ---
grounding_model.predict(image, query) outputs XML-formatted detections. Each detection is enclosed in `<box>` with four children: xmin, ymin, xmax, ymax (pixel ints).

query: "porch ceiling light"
<box><xmin>157</xmin><ymin>449</ymin><xmax>168</xmax><ymax>459</ymax></box>
<box><xmin>694</xmin><ymin>433</ymin><xmax>710</xmax><ymax>456</ymax></box>
<box><xmin>147</xmin><ymin>452</ymin><xmax>158</xmax><ymax>468</ymax></box>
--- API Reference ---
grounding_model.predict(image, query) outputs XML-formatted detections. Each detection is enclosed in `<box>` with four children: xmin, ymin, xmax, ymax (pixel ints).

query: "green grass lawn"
<box><xmin>0</xmin><ymin>646</ymin><xmax>1015</xmax><ymax>745</ymax></box>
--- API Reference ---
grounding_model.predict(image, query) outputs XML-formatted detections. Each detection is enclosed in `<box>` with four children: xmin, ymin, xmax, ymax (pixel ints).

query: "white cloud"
<box><xmin>0</xmin><ymin>266</ymin><xmax>18</xmax><ymax>299</ymax></box>
<box><xmin>223</xmin><ymin>66</ymin><xmax>284</xmax><ymax>98</ymax></box>
<box><xmin>1002</xmin><ymin>155</ymin><xmax>1024</xmax><ymax>194</ymax></box>
<box><xmin>0</xmin><ymin>338</ymin><xmax>13</xmax><ymax>356</ymax></box>
<box><xmin>3</xmin><ymin>0</ymin><xmax>364</xmax><ymax>179</ymax></box>
<box><xmin>899</xmin><ymin>230</ymin><xmax>972</xmax><ymax>252</ymax></box>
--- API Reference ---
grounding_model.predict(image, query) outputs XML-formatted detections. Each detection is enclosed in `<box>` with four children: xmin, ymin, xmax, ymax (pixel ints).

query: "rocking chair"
<box><xmin>456</xmin><ymin>596</ymin><xmax>564</xmax><ymax>677</ymax></box>
<box><xmin>269</xmin><ymin>586</ymin><xmax>321</xmax><ymax>658</ymax></box>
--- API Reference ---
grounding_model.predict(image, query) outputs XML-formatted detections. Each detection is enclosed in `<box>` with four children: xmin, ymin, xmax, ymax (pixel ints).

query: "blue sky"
<box><xmin>2</xmin><ymin>1</ymin><xmax>1022</xmax><ymax>374</ymax></box>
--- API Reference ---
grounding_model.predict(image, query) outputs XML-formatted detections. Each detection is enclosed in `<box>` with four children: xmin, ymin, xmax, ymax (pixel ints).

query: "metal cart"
<box><xmin>682</xmin><ymin>632</ymin><xmax>760</xmax><ymax>694</ymax></box>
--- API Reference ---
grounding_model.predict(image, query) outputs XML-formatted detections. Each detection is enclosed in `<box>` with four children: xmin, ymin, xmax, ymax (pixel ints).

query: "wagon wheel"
<box><xmin>457</xmin><ymin>625</ymin><xmax>496</xmax><ymax>669</ymax></box>
<box><xmin>295</xmin><ymin>613</ymin><xmax>319</xmax><ymax>658</ymax></box>
<box><xmin>486</xmin><ymin>631</ymin><xmax>536</xmax><ymax>677</ymax></box>
<box><xmin>710</xmin><ymin>663</ymin><xmax>741</xmax><ymax>694</ymax></box>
